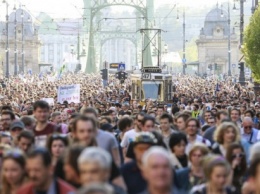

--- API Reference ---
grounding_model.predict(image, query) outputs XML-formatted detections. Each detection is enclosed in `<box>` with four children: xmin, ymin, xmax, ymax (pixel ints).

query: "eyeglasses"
<box><xmin>244</xmin><ymin>126</ymin><xmax>252</xmax><ymax>129</ymax></box>
<box><xmin>232</xmin><ymin>153</ymin><xmax>244</xmax><ymax>159</ymax></box>
<box><xmin>138</xmin><ymin>120</ymin><xmax>143</xmax><ymax>122</ymax></box>
<box><xmin>11</xmin><ymin>128</ymin><xmax>23</xmax><ymax>132</ymax></box>
<box><xmin>1</xmin><ymin>118</ymin><xmax>11</xmax><ymax>122</ymax></box>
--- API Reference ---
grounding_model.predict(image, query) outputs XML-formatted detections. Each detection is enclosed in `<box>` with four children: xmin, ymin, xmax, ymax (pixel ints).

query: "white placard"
<box><xmin>57</xmin><ymin>84</ymin><xmax>80</xmax><ymax>103</ymax></box>
<box><xmin>41</xmin><ymin>98</ymin><xmax>55</xmax><ymax>106</ymax></box>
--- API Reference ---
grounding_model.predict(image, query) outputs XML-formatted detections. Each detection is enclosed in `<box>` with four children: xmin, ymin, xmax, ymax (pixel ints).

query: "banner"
<box><xmin>41</xmin><ymin>98</ymin><xmax>55</xmax><ymax>106</ymax></box>
<box><xmin>57</xmin><ymin>84</ymin><xmax>80</xmax><ymax>103</ymax></box>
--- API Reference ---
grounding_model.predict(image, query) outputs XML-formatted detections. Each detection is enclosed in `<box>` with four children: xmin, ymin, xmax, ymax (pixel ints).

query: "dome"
<box><xmin>205</xmin><ymin>7</ymin><xmax>228</xmax><ymax>22</ymax></box>
<box><xmin>203</xmin><ymin>7</ymin><xmax>229</xmax><ymax>36</ymax></box>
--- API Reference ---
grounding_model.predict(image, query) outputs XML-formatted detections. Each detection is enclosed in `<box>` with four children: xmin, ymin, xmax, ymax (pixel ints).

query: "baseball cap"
<box><xmin>10</xmin><ymin>121</ymin><xmax>25</xmax><ymax>131</ymax></box>
<box><xmin>133</xmin><ymin>132</ymin><xmax>158</xmax><ymax>146</ymax></box>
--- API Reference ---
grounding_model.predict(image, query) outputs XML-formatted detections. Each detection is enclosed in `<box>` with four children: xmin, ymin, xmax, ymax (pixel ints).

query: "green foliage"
<box><xmin>242</xmin><ymin>7</ymin><xmax>260</xmax><ymax>83</ymax></box>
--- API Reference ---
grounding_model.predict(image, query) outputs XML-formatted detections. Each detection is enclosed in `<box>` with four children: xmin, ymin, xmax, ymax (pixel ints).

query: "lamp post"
<box><xmin>182</xmin><ymin>7</ymin><xmax>186</xmax><ymax>75</ymax></box>
<box><xmin>14</xmin><ymin>4</ymin><xmax>18</xmax><ymax>76</ymax></box>
<box><xmin>221</xmin><ymin>2</ymin><xmax>231</xmax><ymax>76</ymax></box>
<box><xmin>3</xmin><ymin>0</ymin><xmax>9</xmax><ymax>78</ymax></box>
<box><xmin>21</xmin><ymin>8</ymin><xmax>24</xmax><ymax>74</ymax></box>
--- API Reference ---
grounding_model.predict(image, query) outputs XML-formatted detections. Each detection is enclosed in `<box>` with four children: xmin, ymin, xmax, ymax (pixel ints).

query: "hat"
<box><xmin>133</xmin><ymin>132</ymin><xmax>158</xmax><ymax>146</ymax></box>
<box><xmin>10</xmin><ymin>121</ymin><xmax>25</xmax><ymax>131</ymax></box>
<box><xmin>100</xmin><ymin>123</ymin><xmax>114</xmax><ymax>132</ymax></box>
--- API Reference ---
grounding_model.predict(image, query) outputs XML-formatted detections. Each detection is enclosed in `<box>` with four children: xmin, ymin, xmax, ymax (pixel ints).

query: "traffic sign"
<box><xmin>232</xmin><ymin>64</ymin><xmax>236</xmax><ymax>68</ymax></box>
<box><xmin>142</xmin><ymin>73</ymin><xmax>151</xmax><ymax>80</ymax></box>
<box><xmin>182</xmin><ymin>58</ymin><xmax>186</xmax><ymax>63</ymax></box>
<box><xmin>118</xmin><ymin>63</ymin><xmax>125</xmax><ymax>71</ymax></box>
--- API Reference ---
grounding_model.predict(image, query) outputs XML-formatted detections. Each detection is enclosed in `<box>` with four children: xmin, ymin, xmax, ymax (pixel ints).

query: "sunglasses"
<box><xmin>244</xmin><ymin>126</ymin><xmax>252</xmax><ymax>129</ymax></box>
<box><xmin>232</xmin><ymin>153</ymin><xmax>244</xmax><ymax>159</ymax></box>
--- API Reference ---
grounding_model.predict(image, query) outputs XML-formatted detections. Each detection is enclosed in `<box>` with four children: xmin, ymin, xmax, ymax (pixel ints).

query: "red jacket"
<box><xmin>17</xmin><ymin>178</ymin><xmax>75</xmax><ymax>194</ymax></box>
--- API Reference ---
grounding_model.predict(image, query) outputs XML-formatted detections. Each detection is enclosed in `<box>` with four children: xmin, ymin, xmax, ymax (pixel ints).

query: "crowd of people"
<box><xmin>0</xmin><ymin>72</ymin><xmax>260</xmax><ymax>194</ymax></box>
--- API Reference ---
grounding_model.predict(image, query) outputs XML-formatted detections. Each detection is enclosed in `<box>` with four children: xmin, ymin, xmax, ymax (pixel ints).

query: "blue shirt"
<box><xmin>241</xmin><ymin>127</ymin><xmax>260</xmax><ymax>144</ymax></box>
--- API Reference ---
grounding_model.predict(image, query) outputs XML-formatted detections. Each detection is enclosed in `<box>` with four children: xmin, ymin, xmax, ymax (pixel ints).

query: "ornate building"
<box><xmin>196</xmin><ymin>6</ymin><xmax>240</xmax><ymax>75</ymax></box>
<box><xmin>0</xmin><ymin>8</ymin><xmax>40</xmax><ymax>75</ymax></box>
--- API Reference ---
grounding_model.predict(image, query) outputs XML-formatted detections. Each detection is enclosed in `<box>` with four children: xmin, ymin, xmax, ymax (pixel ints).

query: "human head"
<box><xmin>203</xmin><ymin>155</ymin><xmax>231</xmax><ymax>190</ymax></box>
<box><xmin>204</xmin><ymin>110</ymin><xmax>213</xmax><ymax>123</ymax></box>
<box><xmin>207</xmin><ymin>116</ymin><xmax>216</xmax><ymax>127</ymax></box>
<box><xmin>78</xmin><ymin>147</ymin><xmax>111</xmax><ymax>185</ymax></box>
<box><xmin>26</xmin><ymin>148</ymin><xmax>52</xmax><ymax>190</ymax></box>
<box><xmin>46</xmin><ymin>134</ymin><xmax>69</xmax><ymax>159</ymax></box>
<box><xmin>118</xmin><ymin>117</ymin><xmax>133</xmax><ymax>132</ymax></box>
<box><xmin>214</xmin><ymin>122</ymin><xmax>240</xmax><ymax>145</ymax></box>
<box><xmin>51</xmin><ymin>112</ymin><xmax>62</xmax><ymax>125</ymax></box>
<box><xmin>244</xmin><ymin>109</ymin><xmax>254</xmax><ymax>118</ymax></box>
<box><xmin>188</xmin><ymin>143</ymin><xmax>209</xmax><ymax>167</ymax></box>
<box><xmin>72</xmin><ymin>115</ymin><xmax>97</xmax><ymax>146</ymax></box>
<box><xmin>226</xmin><ymin>143</ymin><xmax>247</xmax><ymax>176</ymax></box>
<box><xmin>17</xmin><ymin>130</ymin><xmax>34</xmax><ymax>153</ymax></box>
<box><xmin>1</xmin><ymin>149</ymin><xmax>26</xmax><ymax>192</ymax></box>
<box><xmin>242</xmin><ymin>117</ymin><xmax>254</xmax><ymax>134</ymax></box>
<box><xmin>185</xmin><ymin>118</ymin><xmax>200</xmax><ymax>137</ymax></box>
<box><xmin>20</xmin><ymin>116</ymin><xmax>36</xmax><ymax>130</ymax></box>
<box><xmin>10</xmin><ymin>121</ymin><xmax>25</xmax><ymax>139</ymax></box>
<box><xmin>157</xmin><ymin>107</ymin><xmax>164</xmax><ymax>117</ymax></box>
<box><xmin>133</xmin><ymin>132</ymin><xmax>158</xmax><ymax>163</ymax></box>
<box><xmin>33</xmin><ymin>101</ymin><xmax>50</xmax><ymax>123</ymax></box>
<box><xmin>176</xmin><ymin>113</ymin><xmax>190</xmax><ymax>131</ymax></box>
<box><xmin>142</xmin><ymin>146</ymin><xmax>173</xmax><ymax>191</ymax></box>
<box><xmin>169</xmin><ymin>132</ymin><xmax>187</xmax><ymax>157</ymax></box>
<box><xmin>230</xmin><ymin>108</ymin><xmax>241</xmax><ymax>122</ymax></box>
<box><xmin>82</xmin><ymin>108</ymin><xmax>98</xmax><ymax>119</ymax></box>
<box><xmin>215</xmin><ymin>111</ymin><xmax>229</xmax><ymax>125</ymax></box>
<box><xmin>76</xmin><ymin>183</ymin><xmax>114</xmax><ymax>194</ymax></box>
<box><xmin>1</xmin><ymin>111</ymin><xmax>15</xmax><ymax>131</ymax></box>
<box><xmin>249</xmin><ymin>142</ymin><xmax>260</xmax><ymax>162</ymax></box>
<box><xmin>159</xmin><ymin>113</ymin><xmax>173</xmax><ymax>132</ymax></box>
<box><xmin>141</xmin><ymin>116</ymin><xmax>155</xmax><ymax>132</ymax></box>
<box><xmin>135</xmin><ymin>112</ymin><xmax>145</xmax><ymax>131</ymax></box>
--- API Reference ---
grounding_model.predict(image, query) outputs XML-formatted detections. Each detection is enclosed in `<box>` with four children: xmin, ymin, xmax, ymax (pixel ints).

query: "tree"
<box><xmin>242</xmin><ymin>7</ymin><xmax>260</xmax><ymax>83</ymax></box>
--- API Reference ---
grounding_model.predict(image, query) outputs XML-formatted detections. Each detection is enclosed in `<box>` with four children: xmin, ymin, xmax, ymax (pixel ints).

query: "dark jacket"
<box><xmin>17</xmin><ymin>178</ymin><xmax>75</xmax><ymax>194</ymax></box>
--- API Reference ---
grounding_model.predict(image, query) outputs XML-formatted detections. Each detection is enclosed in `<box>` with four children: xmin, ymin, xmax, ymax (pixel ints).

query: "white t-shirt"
<box><xmin>120</xmin><ymin>129</ymin><xmax>139</xmax><ymax>148</ymax></box>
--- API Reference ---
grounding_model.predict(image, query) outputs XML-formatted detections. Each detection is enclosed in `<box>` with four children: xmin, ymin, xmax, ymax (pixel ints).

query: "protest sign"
<box><xmin>57</xmin><ymin>84</ymin><xmax>80</xmax><ymax>103</ymax></box>
<box><xmin>41</xmin><ymin>98</ymin><xmax>55</xmax><ymax>106</ymax></box>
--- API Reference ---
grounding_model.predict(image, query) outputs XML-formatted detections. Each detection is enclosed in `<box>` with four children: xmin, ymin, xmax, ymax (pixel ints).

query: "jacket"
<box><xmin>17</xmin><ymin>178</ymin><xmax>75</xmax><ymax>194</ymax></box>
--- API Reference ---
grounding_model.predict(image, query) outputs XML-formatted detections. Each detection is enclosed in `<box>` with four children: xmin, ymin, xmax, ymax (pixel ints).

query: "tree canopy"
<box><xmin>242</xmin><ymin>7</ymin><xmax>260</xmax><ymax>83</ymax></box>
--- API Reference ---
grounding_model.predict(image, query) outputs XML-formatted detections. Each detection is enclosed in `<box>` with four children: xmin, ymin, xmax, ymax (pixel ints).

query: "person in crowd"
<box><xmin>46</xmin><ymin>134</ymin><xmax>69</xmax><ymax>167</ymax></box>
<box><xmin>241</xmin><ymin>117</ymin><xmax>260</xmax><ymax>144</ymax></box>
<box><xmin>20</xmin><ymin>116</ymin><xmax>36</xmax><ymax>131</ymax></box>
<box><xmin>169</xmin><ymin>132</ymin><xmax>188</xmax><ymax>169</ymax></box>
<box><xmin>159</xmin><ymin>113</ymin><xmax>176</xmax><ymax>149</ymax></box>
<box><xmin>120</xmin><ymin>113</ymin><xmax>145</xmax><ymax>158</ymax></box>
<box><xmin>82</xmin><ymin>108</ymin><xmax>120</xmax><ymax>167</ymax></box>
<box><xmin>191</xmin><ymin>155</ymin><xmax>234</xmax><ymax>194</ymax></box>
<box><xmin>51</xmin><ymin>112</ymin><xmax>68</xmax><ymax>134</ymax></box>
<box><xmin>62</xmin><ymin>145</ymin><xmax>84</xmax><ymax>188</ymax></box>
<box><xmin>212</xmin><ymin>122</ymin><xmax>240</xmax><ymax>156</ymax></box>
<box><xmin>230</xmin><ymin>108</ymin><xmax>242</xmax><ymax>128</ymax></box>
<box><xmin>141</xmin><ymin>115</ymin><xmax>156</xmax><ymax>132</ymax></box>
<box><xmin>33</xmin><ymin>101</ymin><xmax>58</xmax><ymax>147</ymax></box>
<box><xmin>9</xmin><ymin>121</ymin><xmax>25</xmax><ymax>141</ymax></box>
<box><xmin>1</xmin><ymin>111</ymin><xmax>15</xmax><ymax>131</ymax></box>
<box><xmin>207</xmin><ymin>116</ymin><xmax>216</xmax><ymax>127</ymax></box>
<box><xmin>203</xmin><ymin>111</ymin><xmax>229</xmax><ymax>144</ymax></box>
<box><xmin>176</xmin><ymin>113</ymin><xmax>190</xmax><ymax>132</ymax></box>
<box><xmin>17</xmin><ymin>130</ymin><xmax>34</xmax><ymax>154</ymax></box>
<box><xmin>78</xmin><ymin>147</ymin><xmax>126</xmax><ymax>194</ymax></box>
<box><xmin>203</xmin><ymin>110</ymin><xmax>213</xmax><ymax>125</ymax></box>
<box><xmin>71</xmin><ymin>115</ymin><xmax>97</xmax><ymax>146</ymax></box>
<box><xmin>17</xmin><ymin>147</ymin><xmax>75</xmax><ymax>194</ymax></box>
<box><xmin>1</xmin><ymin>149</ymin><xmax>26</xmax><ymax>194</ymax></box>
<box><xmin>138</xmin><ymin>146</ymin><xmax>183</xmax><ymax>194</ymax></box>
<box><xmin>120</xmin><ymin>132</ymin><xmax>158</xmax><ymax>194</ymax></box>
<box><xmin>175</xmin><ymin>143</ymin><xmax>209</xmax><ymax>192</ymax></box>
<box><xmin>185</xmin><ymin>118</ymin><xmax>211</xmax><ymax>154</ymax></box>
<box><xmin>226</xmin><ymin>143</ymin><xmax>247</xmax><ymax>193</ymax></box>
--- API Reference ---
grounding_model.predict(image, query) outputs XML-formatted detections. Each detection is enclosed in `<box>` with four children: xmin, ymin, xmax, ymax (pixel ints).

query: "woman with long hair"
<box><xmin>226</xmin><ymin>143</ymin><xmax>247</xmax><ymax>194</ymax></box>
<box><xmin>46</xmin><ymin>133</ymin><xmax>69</xmax><ymax>167</ymax></box>
<box><xmin>192</xmin><ymin>155</ymin><xmax>234</xmax><ymax>194</ymax></box>
<box><xmin>212</xmin><ymin>122</ymin><xmax>240</xmax><ymax>157</ymax></box>
<box><xmin>1</xmin><ymin>149</ymin><xmax>26</xmax><ymax>194</ymax></box>
<box><xmin>175</xmin><ymin>143</ymin><xmax>209</xmax><ymax>192</ymax></box>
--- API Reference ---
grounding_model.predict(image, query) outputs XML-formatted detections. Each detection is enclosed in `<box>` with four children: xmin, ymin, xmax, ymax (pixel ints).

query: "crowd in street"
<box><xmin>0</xmin><ymin>72</ymin><xmax>260</xmax><ymax>194</ymax></box>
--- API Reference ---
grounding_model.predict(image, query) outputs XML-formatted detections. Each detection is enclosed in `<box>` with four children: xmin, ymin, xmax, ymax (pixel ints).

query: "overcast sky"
<box><xmin>0</xmin><ymin>0</ymin><xmax>231</xmax><ymax>20</ymax></box>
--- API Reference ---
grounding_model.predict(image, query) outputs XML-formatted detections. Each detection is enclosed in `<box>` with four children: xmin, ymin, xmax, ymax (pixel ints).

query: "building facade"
<box><xmin>196</xmin><ymin>6</ymin><xmax>240</xmax><ymax>75</ymax></box>
<box><xmin>0</xmin><ymin>8</ymin><xmax>40</xmax><ymax>75</ymax></box>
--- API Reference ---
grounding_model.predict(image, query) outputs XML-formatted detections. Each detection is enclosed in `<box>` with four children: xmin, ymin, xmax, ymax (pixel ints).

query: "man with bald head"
<box><xmin>241</xmin><ymin>117</ymin><xmax>260</xmax><ymax>144</ymax></box>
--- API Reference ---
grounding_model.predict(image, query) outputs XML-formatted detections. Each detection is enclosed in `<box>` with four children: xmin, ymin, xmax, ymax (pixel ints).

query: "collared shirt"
<box><xmin>240</xmin><ymin>127</ymin><xmax>260</xmax><ymax>144</ymax></box>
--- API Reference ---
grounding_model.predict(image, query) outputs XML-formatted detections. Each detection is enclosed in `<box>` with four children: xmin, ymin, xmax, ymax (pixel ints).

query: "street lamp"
<box><xmin>3</xmin><ymin>0</ymin><xmax>9</xmax><ymax>78</ymax></box>
<box><xmin>221</xmin><ymin>3</ymin><xmax>232</xmax><ymax>76</ymax></box>
<box><xmin>70</xmin><ymin>45</ymin><xmax>75</xmax><ymax>54</ymax></box>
